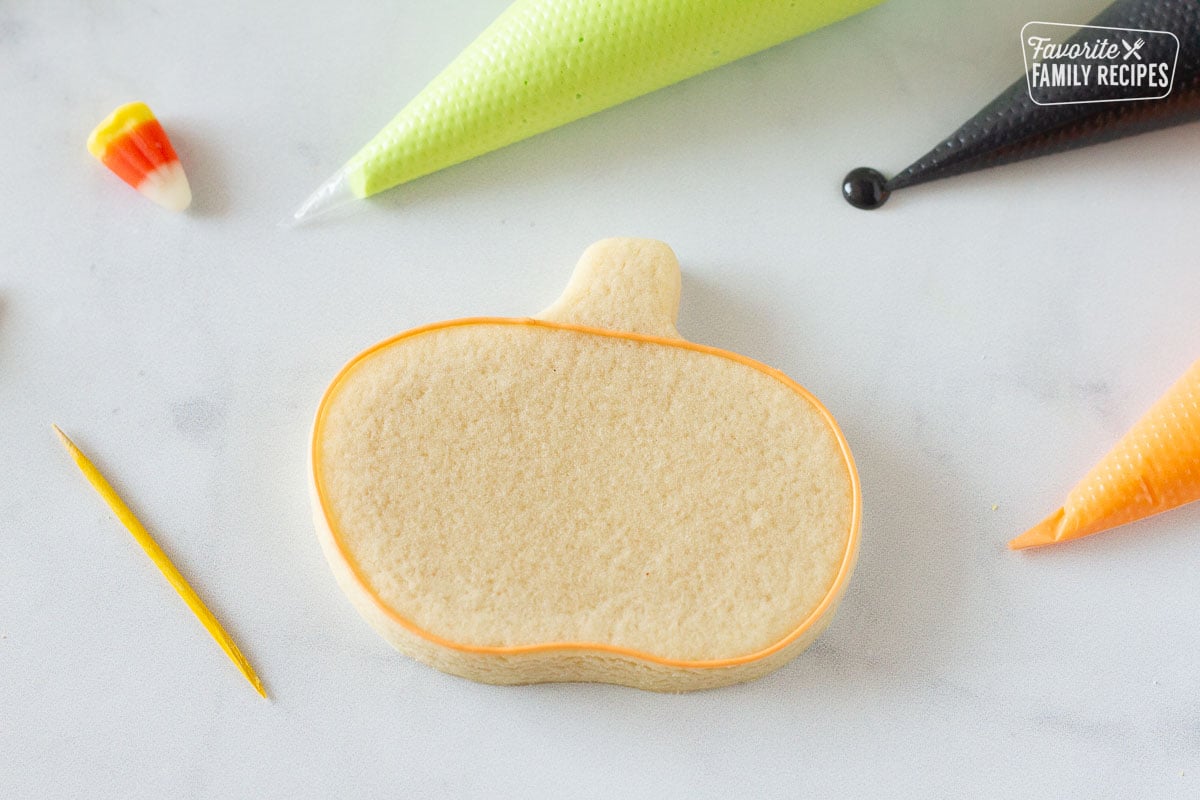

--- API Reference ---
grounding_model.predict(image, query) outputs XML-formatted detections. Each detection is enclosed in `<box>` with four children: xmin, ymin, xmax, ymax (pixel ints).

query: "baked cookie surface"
<box><xmin>311</xmin><ymin>239</ymin><xmax>859</xmax><ymax>690</ymax></box>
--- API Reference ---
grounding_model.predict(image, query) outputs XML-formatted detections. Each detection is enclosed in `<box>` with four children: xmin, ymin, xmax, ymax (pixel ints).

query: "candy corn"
<box><xmin>293</xmin><ymin>0</ymin><xmax>885</xmax><ymax>221</ymax></box>
<box><xmin>88</xmin><ymin>102</ymin><xmax>191</xmax><ymax>212</ymax></box>
<box><xmin>1011</xmin><ymin>360</ymin><xmax>1200</xmax><ymax>550</ymax></box>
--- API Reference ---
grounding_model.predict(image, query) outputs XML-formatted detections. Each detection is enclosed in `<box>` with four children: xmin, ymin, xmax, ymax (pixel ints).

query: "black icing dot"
<box><xmin>842</xmin><ymin>167</ymin><xmax>890</xmax><ymax>210</ymax></box>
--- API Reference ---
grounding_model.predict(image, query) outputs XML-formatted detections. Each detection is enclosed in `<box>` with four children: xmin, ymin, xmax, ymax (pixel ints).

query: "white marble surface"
<box><xmin>4</xmin><ymin>0</ymin><xmax>1199</xmax><ymax>796</ymax></box>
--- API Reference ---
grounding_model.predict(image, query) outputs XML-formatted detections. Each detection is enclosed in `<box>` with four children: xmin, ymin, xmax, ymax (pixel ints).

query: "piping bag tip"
<box><xmin>1009</xmin><ymin>508</ymin><xmax>1067</xmax><ymax>550</ymax></box>
<box><xmin>286</xmin><ymin>167</ymin><xmax>359</xmax><ymax>227</ymax></box>
<box><xmin>842</xmin><ymin>167</ymin><xmax>890</xmax><ymax>210</ymax></box>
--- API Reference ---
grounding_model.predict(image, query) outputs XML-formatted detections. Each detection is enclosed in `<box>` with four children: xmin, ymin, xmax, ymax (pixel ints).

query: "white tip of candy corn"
<box><xmin>140</xmin><ymin>162</ymin><xmax>192</xmax><ymax>212</ymax></box>
<box><xmin>287</xmin><ymin>167</ymin><xmax>357</xmax><ymax>226</ymax></box>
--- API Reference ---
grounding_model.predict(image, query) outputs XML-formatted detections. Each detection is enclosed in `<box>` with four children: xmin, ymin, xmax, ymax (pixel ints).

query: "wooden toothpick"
<box><xmin>53</xmin><ymin>425</ymin><xmax>267</xmax><ymax>699</ymax></box>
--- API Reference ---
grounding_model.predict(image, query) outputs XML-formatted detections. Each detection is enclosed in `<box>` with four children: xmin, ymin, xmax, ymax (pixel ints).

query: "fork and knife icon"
<box><xmin>1121</xmin><ymin>37</ymin><xmax>1145</xmax><ymax>60</ymax></box>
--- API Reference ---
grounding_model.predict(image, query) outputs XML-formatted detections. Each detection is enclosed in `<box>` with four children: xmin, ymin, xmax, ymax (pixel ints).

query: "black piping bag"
<box><xmin>843</xmin><ymin>0</ymin><xmax>1200</xmax><ymax>209</ymax></box>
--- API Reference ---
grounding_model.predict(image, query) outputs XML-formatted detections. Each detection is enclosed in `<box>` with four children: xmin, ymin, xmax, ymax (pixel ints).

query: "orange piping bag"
<box><xmin>1011</xmin><ymin>360</ymin><xmax>1200</xmax><ymax>550</ymax></box>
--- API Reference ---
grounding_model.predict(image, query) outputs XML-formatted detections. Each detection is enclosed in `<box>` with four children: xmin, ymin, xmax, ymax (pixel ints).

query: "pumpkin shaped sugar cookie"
<box><xmin>310</xmin><ymin>239</ymin><xmax>860</xmax><ymax>691</ymax></box>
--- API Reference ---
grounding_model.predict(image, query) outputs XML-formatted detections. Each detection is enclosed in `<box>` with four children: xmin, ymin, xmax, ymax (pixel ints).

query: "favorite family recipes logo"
<box><xmin>1021</xmin><ymin>21</ymin><xmax>1179</xmax><ymax>105</ymax></box>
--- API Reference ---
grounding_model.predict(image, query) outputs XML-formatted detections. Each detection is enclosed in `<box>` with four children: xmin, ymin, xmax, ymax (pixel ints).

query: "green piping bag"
<box><xmin>292</xmin><ymin>0</ymin><xmax>885</xmax><ymax>221</ymax></box>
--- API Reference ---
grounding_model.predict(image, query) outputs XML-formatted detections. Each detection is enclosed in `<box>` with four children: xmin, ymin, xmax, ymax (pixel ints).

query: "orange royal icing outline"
<box><xmin>311</xmin><ymin>317</ymin><xmax>862</xmax><ymax>670</ymax></box>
